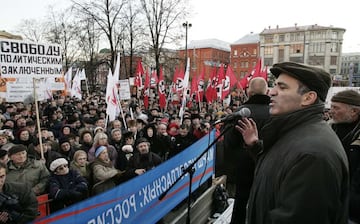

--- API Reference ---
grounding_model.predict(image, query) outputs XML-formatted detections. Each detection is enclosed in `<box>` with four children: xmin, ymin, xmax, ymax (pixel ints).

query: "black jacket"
<box><xmin>223</xmin><ymin>94</ymin><xmax>270</xmax><ymax>224</ymax></box>
<box><xmin>247</xmin><ymin>104</ymin><xmax>349</xmax><ymax>224</ymax></box>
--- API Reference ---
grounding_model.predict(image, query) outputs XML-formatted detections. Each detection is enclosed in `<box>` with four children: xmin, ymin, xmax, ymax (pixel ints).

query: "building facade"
<box><xmin>230</xmin><ymin>33</ymin><xmax>260</xmax><ymax>80</ymax></box>
<box><xmin>341</xmin><ymin>52</ymin><xmax>360</xmax><ymax>86</ymax></box>
<box><xmin>259</xmin><ymin>24</ymin><xmax>345</xmax><ymax>77</ymax></box>
<box><xmin>178</xmin><ymin>39</ymin><xmax>230</xmax><ymax>80</ymax></box>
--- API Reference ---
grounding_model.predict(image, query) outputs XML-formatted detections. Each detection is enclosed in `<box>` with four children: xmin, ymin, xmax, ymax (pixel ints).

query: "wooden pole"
<box><xmin>33</xmin><ymin>78</ymin><xmax>44</xmax><ymax>160</ymax></box>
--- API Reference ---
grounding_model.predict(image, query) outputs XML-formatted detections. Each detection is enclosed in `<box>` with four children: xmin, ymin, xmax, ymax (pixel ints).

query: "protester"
<box><xmin>169</xmin><ymin>124</ymin><xmax>196</xmax><ymax>158</ymax></box>
<box><xmin>88</xmin><ymin>132</ymin><xmax>118</xmax><ymax>165</ymax></box>
<box><xmin>126</xmin><ymin>138</ymin><xmax>162</xmax><ymax>179</ymax></box>
<box><xmin>236</xmin><ymin>62</ymin><xmax>349</xmax><ymax>223</ymax></box>
<box><xmin>78</xmin><ymin>129</ymin><xmax>94</xmax><ymax>153</ymax></box>
<box><xmin>329</xmin><ymin>89</ymin><xmax>360</xmax><ymax>223</ymax></box>
<box><xmin>27</xmin><ymin>137</ymin><xmax>62</xmax><ymax>170</ymax></box>
<box><xmin>0</xmin><ymin>149</ymin><xmax>8</xmax><ymax>165</ymax></box>
<box><xmin>223</xmin><ymin>77</ymin><xmax>270</xmax><ymax>224</ymax></box>
<box><xmin>0</xmin><ymin>162</ymin><xmax>38</xmax><ymax>224</ymax></box>
<box><xmin>6</xmin><ymin>144</ymin><xmax>50</xmax><ymax>195</ymax></box>
<box><xmin>90</xmin><ymin>146</ymin><xmax>124</xmax><ymax>195</ymax></box>
<box><xmin>48</xmin><ymin>158</ymin><xmax>88</xmax><ymax>212</ymax></box>
<box><xmin>70</xmin><ymin>150</ymin><xmax>91</xmax><ymax>182</ymax></box>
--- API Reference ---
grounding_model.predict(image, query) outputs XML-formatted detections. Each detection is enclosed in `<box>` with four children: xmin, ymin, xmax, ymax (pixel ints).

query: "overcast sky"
<box><xmin>1</xmin><ymin>0</ymin><xmax>359</xmax><ymax>53</ymax></box>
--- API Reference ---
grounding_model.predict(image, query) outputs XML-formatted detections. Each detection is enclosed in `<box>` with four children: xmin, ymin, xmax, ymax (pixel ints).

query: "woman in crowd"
<box><xmin>88</xmin><ymin>132</ymin><xmax>117</xmax><ymax>165</ymax></box>
<box><xmin>48</xmin><ymin>158</ymin><xmax>88</xmax><ymax>212</ymax></box>
<box><xmin>90</xmin><ymin>146</ymin><xmax>124</xmax><ymax>195</ymax></box>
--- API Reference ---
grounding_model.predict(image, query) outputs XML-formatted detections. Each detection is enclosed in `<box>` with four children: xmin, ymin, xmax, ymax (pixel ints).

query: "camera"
<box><xmin>0</xmin><ymin>192</ymin><xmax>23</xmax><ymax>222</ymax></box>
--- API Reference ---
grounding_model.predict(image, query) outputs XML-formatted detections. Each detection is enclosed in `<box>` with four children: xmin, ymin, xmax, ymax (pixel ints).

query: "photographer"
<box><xmin>0</xmin><ymin>162</ymin><xmax>38</xmax><ymax>223</ymax></box>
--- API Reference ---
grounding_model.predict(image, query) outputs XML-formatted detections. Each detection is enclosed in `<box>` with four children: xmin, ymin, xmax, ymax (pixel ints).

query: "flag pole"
<box><xmin>33</xmin><ymin>78</ymin><xmax>44</xmax><ymax>160</ymax></box>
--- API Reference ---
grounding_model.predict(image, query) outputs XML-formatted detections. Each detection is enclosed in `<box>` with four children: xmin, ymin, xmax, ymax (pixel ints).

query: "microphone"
<box><xmin>213</xmin><ymin>107</ymin><xmax>251</xmax><ymax>125</ymax></box>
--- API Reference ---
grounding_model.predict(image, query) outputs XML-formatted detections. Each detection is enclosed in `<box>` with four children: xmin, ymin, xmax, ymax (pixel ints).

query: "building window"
<box><xmin>265</xmin><ymin>35</ymin><xmax>274</xmax><ymax>43</ymax></box>
<box><xmin>279</xmin><ymin>34</ymin><xmax>285</xmax><ymax>42</ymax></box>
<box><xmin>331</xmin><ymin>43</ymin><xmax>338</xmax><ymax>52</ymax></box>
<box><xmin>308</xmin><ymin>56</ymin><xmax>325</xmax><ymax>66</ymax></box>
<box><xmin>290</xmin><ymin>44</ymin><xmax>303</xmax><ymax>54</ymax></box>
<box><xmin>329</xmin><ymin>69</ymin><xmax>337</xmax><ymax>74</ymax></box>
<box><xmin>264</xmin><ymin>46</ymin><xmax>273</xmax><ymax>55</ymax></box>
<box><xmin>330</xmin><ymin>56</ymin><xmax>337</xmax><ymax>65</ymax></box>
<box><xmin>332</xmin><ymin>31</ymin><xmax>338</xmax><ymax>39</ymax></box>
<box><xmin>309</xmin><ymin>43</ymin><xmax>325</xmax><ymax>53</ymax></box>
<box><xmin>253</xmin><ymin>48</ymin><xmax>257</xmax><ymax>54</ymax></box>
<box><xmin>234</xmin><ymin>50</ymin><xmax>238</xmax><ymax>56</ymax></box>
<box><xmin>234</xmin><ymin>62</ymin><xmax>237</xmax><ymax>68</ymax></box>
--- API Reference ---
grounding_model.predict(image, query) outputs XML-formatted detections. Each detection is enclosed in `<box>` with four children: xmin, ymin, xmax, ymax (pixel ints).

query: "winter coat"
<box><xmin>90</xmin><ymin>158</ymin><xmax>122</xmax><ymax>195</ymax></box>
<box><xmin>223</xmin><ymin>94</ymin><xmax>270</xmax><ymax>224</ymax></box>
<box><xmin>126</xmin><ymin>152</ymin><xmax>162</xmax><ymax>178</ymax></box>
<box><xmin>247</xmin><ymin>104</ymin><xmax>349</xmax><ymax>224</ymax></box>
<box><xmin>48</xmin><ymin>169</ymin><xmax>88</xmax><ymax>212</ymax></box>
<box><xmin>88</xmin><ymin>144</ymin><xmax>118</xmax><ymax>166</ymax></box>
<box><xmin>169</xmin><ymin>133</ymin><xmax>197</xmax><ymax>158</ymax></box>
<box><xmin>7</xmin><ymin>158</ymin><xmax>50</xmax><ymax>195</ymax></box>
<box><xmin>2</xmin><ymin>181</ymin><xmax>38</xmax><ymax>224</ymax></box>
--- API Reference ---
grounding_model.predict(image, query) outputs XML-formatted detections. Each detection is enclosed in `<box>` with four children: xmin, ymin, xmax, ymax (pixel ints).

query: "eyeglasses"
<box><xmin>57</xmin><ymin>164</ymin><xmax>68</xmax><ymax>171</ymax></box>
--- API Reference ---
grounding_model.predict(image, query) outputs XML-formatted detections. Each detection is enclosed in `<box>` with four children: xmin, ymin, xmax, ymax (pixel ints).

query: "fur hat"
<box><xmin>50</xmin><ymin>158</ymin><xmax>68</xmax><ymax>172</ymax></box>
<box><xmin>135</xmin><ymin>137</ymin><xmax>149</xmax><ymax>147</ymax></box>
<box><xmin>331</xmin><ymin>90</ymin><xmax>360</xmax><ymax>106</ymax></box>
<box><xmin>270</xmin><ymin>62</ymin><xmax>331</xmax><ymax>101</ymax></box>
<box><xmin>8</xmin><ymin>144</ymin><xmax>27</xmax><ymax>156</ymax></box>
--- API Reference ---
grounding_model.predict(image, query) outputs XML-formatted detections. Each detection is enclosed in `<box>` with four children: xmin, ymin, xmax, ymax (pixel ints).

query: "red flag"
<box><xmin>222</xmin><ymin>65</ymin><xmax>238</xmax><ymax>99</ymax></box>
<box><xmin>172</xmin><ymin>67</ymin><xmax>180</xmax><ymax>93</ymax></box>
<box><xmin>216</xmin><ymin>65</ymin><xmax>225</xmax><ymax>100</ymax></box>
<box><xmin>174</xmin><ymin>68</ymin><xmax>185</xmax><ymax>94</ymax></box>
<box><xmin>158</xmin><ymin>67</ymin><xmax>166</xmax><ymax>109</ymax></box>
<box><xmin>134</xmin><ymin>60</ymin><xmax>144</xmax><ymax>88</ymax></box>
<box><xmin>239</xmin><ymin>73</ymin><xmax>252</xmax><ymax>89</ymax></box>
<box><xmin>251</xmin><ymin>58</ymin><xmax>262</xmax><ymax>78</ymax></box>
<box><xmin>150</xmin><ymin>69</ymin><xmax>158</xmax><ymax>88</ymax></box>
<box><xmin>205</xmin><ymin>67</ymin><xmax>218</xmax><ymax>103</ymax></box>
<box><xmin>260</xmin><ymin>65</ymin><xmax>268</xmax><ymax>81</ymax></box>
<box><xmin>196</xmin><ymin>68</ymin><xmax>205</xmax><ymax>102</ymax></box>
<box><xmin>143</xmin><ymin>70</ymin><xmax>150</xmax><ymax>109</ymax></box>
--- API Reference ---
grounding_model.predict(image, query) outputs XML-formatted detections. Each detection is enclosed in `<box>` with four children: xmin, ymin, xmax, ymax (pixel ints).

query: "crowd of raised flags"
<box><xmin>62</xmin><ymin>55</ymin><xmax>268</xmax><ymax>126</ymax></box>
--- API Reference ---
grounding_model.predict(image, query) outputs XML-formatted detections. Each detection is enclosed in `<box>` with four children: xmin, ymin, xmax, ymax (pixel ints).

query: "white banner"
<box><xmin>119</xmin><ymin>79</ymin><xmax>131</xmax><ymax>100</ymax></box>
<box><xmin>0</xmin><ymin>38</ymin><xmax>62</xmax><ymax>78</ymax></box>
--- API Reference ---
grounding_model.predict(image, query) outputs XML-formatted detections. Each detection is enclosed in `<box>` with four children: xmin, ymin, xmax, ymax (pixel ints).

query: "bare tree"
<box><xmin>121</xmin><ymin>1</ymin><xmax>146</xmax><ymax>79</ymax></box>
<box><xmin>44</xmin><ymin>7</ymin><xmax>80</xmax><ymax>71</ymax></box>
<box><xmin>76</xmin><ymin>16</ymin><xmax>102</xmax><ymax>90</ymax></box>
<box><xmin>15</xmin><ymin>19</ymin><xmax>46</xmax><ymax>43</ymax></box>
<box><xmin>140</xmin><ymin>0</ymin><xmax>188</xmax><ymax>77</ymax></box>
<box><xmin>72</xmin><ymin>0</ymin><xmax>126</xmax><ymax>71</ymax></box>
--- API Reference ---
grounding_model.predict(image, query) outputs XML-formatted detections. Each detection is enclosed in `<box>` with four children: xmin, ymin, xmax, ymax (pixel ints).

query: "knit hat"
<box><xmin>8</xmin><ymin>144</ymin><xmax>27</xmax><ymax>156</ymax></box>
<box><xmin>58</xmin><ymin>137</ymin><xmax>70</xmax><ymax>146</ymax></box>
<box><xmin>270</xmin><ymin>62</ymin><xmax>331</xmax><ymax>101</ymax></box>
<box><xmin>331</xmin><ymin>90</ymin><xmax>360</xmax><ymax>106</ymax></box>
<box><xmin>95</xmin><ymin>145</ymin><xmax>107</xmax><ymax>157</ymax></box>
<box><xmin>50</xmin><ymin>158</ymin><xmax>68</xmax><ymax>172</ymax></box>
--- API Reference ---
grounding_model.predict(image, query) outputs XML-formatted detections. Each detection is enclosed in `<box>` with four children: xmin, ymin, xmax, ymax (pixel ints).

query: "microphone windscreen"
<box><xmin>239</xmin><ymin>107</ymin><xmax>251</xmax><ymax>117</ymax></box>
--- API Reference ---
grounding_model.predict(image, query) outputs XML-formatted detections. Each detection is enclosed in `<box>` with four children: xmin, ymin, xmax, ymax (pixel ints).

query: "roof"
<box><xmin>232</xmin><ymin>33</ymin><xmax>260</xmax><ymax>45</ymax></box>
<box><xmin>184</xmin><ymin>39</ymin><xmax>230</xmax><ymax>52</ymax></box>
<box><xmin>261</xmin><ymin>24</ymin><xmax>346</xmax><ymax>34</ymax></box>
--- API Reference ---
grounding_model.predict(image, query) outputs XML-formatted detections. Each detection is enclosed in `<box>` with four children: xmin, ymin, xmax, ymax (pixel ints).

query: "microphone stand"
<box><xmin>159</xmin><ymin>123</ymin><xmax>234</xmax><ymax>224</ymax></box>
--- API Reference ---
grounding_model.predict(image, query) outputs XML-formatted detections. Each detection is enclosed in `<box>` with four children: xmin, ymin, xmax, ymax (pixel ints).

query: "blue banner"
<box><xmin>34</xmin><ymin>130</ymin><xmax>215</xmax><ymax>224</ymax></box>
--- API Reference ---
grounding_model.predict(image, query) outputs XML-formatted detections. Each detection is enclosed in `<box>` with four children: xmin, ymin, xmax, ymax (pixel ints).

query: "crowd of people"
<box><xmin>0</xmin><ymin>62</ymin><xmax>360</xmax><ymax>224</ymax></box>
<box><xmin>0</xmin><ymin>88</ymin><xmax>237</xmax><ymax>223</ymax></box>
